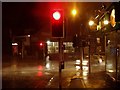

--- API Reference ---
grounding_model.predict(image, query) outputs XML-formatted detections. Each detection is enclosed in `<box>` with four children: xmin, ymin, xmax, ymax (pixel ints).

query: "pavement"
<box><xmin>68</xmin><ymin>71</ymin><xmax>107</xmax><ymax>88</ymax></box>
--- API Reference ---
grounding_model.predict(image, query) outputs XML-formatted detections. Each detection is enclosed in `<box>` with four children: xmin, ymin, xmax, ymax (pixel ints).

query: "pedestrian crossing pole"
<box><xmin>58</xmin><ymin>38</ymin><xmax>63</xmax><ymax>89</ymax></box>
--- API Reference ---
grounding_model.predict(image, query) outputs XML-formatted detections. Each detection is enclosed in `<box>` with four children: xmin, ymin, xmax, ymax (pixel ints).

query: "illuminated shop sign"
<box><xmin>110</xmin><ymin>9</ymin><xmax>116</xmax><ymax>27</ymax></box>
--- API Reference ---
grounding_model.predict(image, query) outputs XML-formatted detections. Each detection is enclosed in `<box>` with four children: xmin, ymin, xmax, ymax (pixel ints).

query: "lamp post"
<box><xmin>71</xmin><ymin>9</ymin><xmax>83</xmax><ymax>71</ymax></box>
<box><xmin>88</xmin><ymin>20</ymin><xmax>95</xmax><ymax>74</ymax></box>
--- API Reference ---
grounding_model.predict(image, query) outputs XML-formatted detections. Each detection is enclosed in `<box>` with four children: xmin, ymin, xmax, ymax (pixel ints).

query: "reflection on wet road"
<box><xmin>2</xmin><ymin>59</ymin><xmax>105</xmax><ymax>88</ymax></box>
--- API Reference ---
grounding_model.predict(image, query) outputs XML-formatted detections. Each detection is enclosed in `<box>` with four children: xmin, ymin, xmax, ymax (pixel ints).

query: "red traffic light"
<box><xmin>39</xmin><ymin>42</ymin><xmax>43</xmax><ymax>46</ymax></box>
<box><xmin>51</xmin><ymin>9</ymin><xmax>63</xmax><ymax>22</ymax></box>
<box><xmin>53</xmin><ymin>11</ymin><xmax>61</xmax><ymax>20</ymax></box>
<box><xmin>51</xmin><ymin>9</ymin><xmax>64</xmax><ymax>38</ymax></box>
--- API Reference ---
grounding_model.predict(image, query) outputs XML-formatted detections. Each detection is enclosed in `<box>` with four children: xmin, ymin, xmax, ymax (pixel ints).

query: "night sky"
<box><xmin>2</xmin><ymin>2</ymin><xmax>47</xmax><ymax>35</ymax></box>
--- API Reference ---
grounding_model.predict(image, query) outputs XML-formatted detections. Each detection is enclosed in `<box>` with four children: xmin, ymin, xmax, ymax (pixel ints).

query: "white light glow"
<box><xmin>76</xmin><ymin>66</ymin><xmax>80</xmax><ymax>70</ymax></box>
<box><xmin>27</xmin><ymin>35</ymin><xmax>30</xmax><ymax>37</ymax></box>
<box><xmin>83</xmin><ymin>66</ymin><xmax>88</xmax><ymax>71</ymax></box>
<box><xmin>99</xmin><ymin>58</ymin><xmax>102</xmax><ymax>63</ymax></box>
<box><xmin>83</xmin><ymin>77</ymin><xmax>87</xmax><ymax>80</ymax></box>
<box><xmin>53</xmin><ymin>11</ymin><xmax>61</xmax><ymax>20</ymax></box>
<box><xmin>47</xmin><ymin>40</ymin><xmax>51</xmax><ymax>45</ymax></box>
<box><xmin>89</xmin><ymin>20</ymin><xmax>94</xmax><ymax>26</ymax></box>
<box><xmin>12</xmin><ymin>43</ymin><xmax>18</xmax><ymax>46</ymax></box>
<box><xmin>83</xmin><ymin>71</ymin><xmax>88</xmax><ymax>76</ymax></box>
<box><xmin>108</xmin><ymin>70</ymin><xmax>114</xmax><ymax>73</ymax></box>
<box><xmin>76</xmin><ymin>60</ymin><xmax>80</xmax><ymax>64</ymax></box>
<box><xmin>72</xmin><ymin>9</ymin><xmax>77</xmax><ymax>16</ymax></box>
<box><xmin>104</xmin><ymin>20</ymin><xmax>109</xmax><ymax>25</ymax></box>
<box><xmin>82</xmin><ymin>61</ymin><xmax>88</xmax><ymax>65</ymax></box>
<box><xmin>108</xmin><ymin>40</ymin><xmax>110</xmax><ymax>44</ymax></box>
<box><xmin>46</xmin><ymin>63</ymin><xmax>50</xmax><ymax>69</ymax></box>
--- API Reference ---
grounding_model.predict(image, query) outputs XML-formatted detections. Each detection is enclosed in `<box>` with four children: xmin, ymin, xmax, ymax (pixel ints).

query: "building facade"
<box><xmin>96</xmin><ymin>2</ymin><xmax>120</xmax><ymax>85</ymax></box>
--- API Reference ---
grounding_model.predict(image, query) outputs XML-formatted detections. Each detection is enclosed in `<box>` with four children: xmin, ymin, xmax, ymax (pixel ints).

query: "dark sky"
<box><xmin>3</xmin><ymin>2</ymin><xmax>39</xmax><ymax>35</ymax></box>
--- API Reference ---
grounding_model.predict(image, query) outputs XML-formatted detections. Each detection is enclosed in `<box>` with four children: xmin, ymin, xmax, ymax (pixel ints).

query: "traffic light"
<box><xmin>72</xmin><ymin>34</ymin><xmax>80</xmax><ymax>47</ymax></box>
<box><xmin>51</xmin><ymin>9</ymin><xmax>64</xmax><ymax>38</ymax></box>
<box><xmin>39</xmin><ymin>42</ymin><xmax>44</xmax><ymax>49</ymax></box>
<box><xmin>39</xmin><ymin>42</ymin><xmax>43</xmax><ymax>46</ymax></box>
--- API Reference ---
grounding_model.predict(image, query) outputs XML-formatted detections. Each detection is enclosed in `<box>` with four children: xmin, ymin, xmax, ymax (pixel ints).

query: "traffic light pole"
<box><xmin>58</xmin><ymin>38</ymin><xmax>63</xmax><ymax>90</ymax></box>
<box><xmin>51</xmin><ymin>9</ymin><xmax>64</xmax><ymax>89</ymax></box>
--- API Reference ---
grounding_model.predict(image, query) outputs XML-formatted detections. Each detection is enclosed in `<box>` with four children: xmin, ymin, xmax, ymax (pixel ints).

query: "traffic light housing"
<box><xmin>51</xmin><ymin>9</ymin><xmax>64</xmax><ymax>38</ymax></box>
<box><xmin>72</xmin><ymin>34</ymin><xmax>80</xmax><ymax>47</ymax></box>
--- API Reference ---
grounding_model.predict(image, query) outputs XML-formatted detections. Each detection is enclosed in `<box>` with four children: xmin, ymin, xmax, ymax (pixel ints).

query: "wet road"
<box><xmin>2</xmin><ymin>58</ymin><xmax>105</xmax><ymax>88</ymax></box>
<box><xmin>3</xmin><ymin>64</ymin><xmax>53</xmax><ymax>88</ymax></box>
<box><xmin>2</xmin><ymin>60</ymin><xmax>77</xmax><ymax>88</ymax></box>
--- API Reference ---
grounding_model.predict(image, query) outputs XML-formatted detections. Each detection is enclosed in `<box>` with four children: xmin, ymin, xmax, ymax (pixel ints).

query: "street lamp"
<box><xmin>71</xmin><ymin>9</ymin><xmax>77</xmax><ymax>16</ymax></box>
<box><xmin>104</xmin><ymin>20</ymin><xmax>109</xmax><ymax>25</ymax></box>
<box><xmin>71</xmin><ymin>8</ymin><xmax>84</xmax><ymax>72</ymax></box>
<box><xmin>89</xmin><ymin>20</ymin><xmax>94</xmax><ymax>26</ymax></box>
<box><xmin>88</xmin><ymin>20</ymin><xmax>95</xmax><ymax>74</ymax></box>
<box><xmin>27</xmin><ymin>35</ymin><xmax>30</xmax><ymax>37</ymax></box>
<box><xmin>46</xmin><ymin>40</ymin><xmax>51</xmax><ymax>45</ymax></box>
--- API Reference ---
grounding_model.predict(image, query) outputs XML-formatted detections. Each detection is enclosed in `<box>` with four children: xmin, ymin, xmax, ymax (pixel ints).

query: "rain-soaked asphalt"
<box><xmin>2</xmin><ymin>60</ymin><xmax>78</xmax><ymax>88</ymax></box>
<box><xmin>2</xmin><ymin>58</ymin><xmax>106</xmax><ymax>89</ymax></box>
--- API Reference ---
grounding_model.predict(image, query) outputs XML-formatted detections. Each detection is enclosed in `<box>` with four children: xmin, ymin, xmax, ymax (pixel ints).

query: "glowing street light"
<box><xmin>27</xmin><ymin>35</ymin><xmax>30</xmax><ymax>37</ymax></box>
<box><xmin>46</xmin><ymin>40</ymin><xmax>51</xmax><ymax>45</ymax></box>
<box><xmin>104</xmin><ymin>20</ymin><xmax>109</xmax><ymax>25</ymax></box>
<box><xmin>12</xmin><ymin>43</ymin><xmax>18</xmax><ymax>46</ymax></box>
<box><xmin>89</xmin><ymin>20</ymin><xmax>94</xmax><ymax>26</ymax></box>
<box><xmin>71</xmin><ymin>9</ymin><xmax>77</xmax><ymax>16</ymax></box>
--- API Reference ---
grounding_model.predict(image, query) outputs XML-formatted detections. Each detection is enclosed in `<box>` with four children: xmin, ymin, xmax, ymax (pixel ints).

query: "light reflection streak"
<box><xmin>75</xmin><ymin>59</ymin><xmax>89</xmax><ymax>76</ymax></box>
<box><xmin>82</xmin><ymin>66</ymin><xmax>88</xmax><ymax>71</ymax></box>
<box><xmin>108</xmin><ymin>70</ymin><xmax>114</xmax><ymax>72</ymax></box>
<box><xmin>82</xmin><ymin>60</ymin><xmax>88</xmax><ymax>65</ymax></box>
<box><xmin>76</xmin><ymin>60</ymin><xmax>80</xmax><ymax>64</ymax></box>
<box><xmin>83</xmin><ymin>71</ymin><xmax>88</xmax><ymax>76</ymax></box>
<box><xmin>37</xmin><ymin>71</ymin><xmax>43</xmax><ymax>77</ymax></box>
<box><xmin>83</xmin><ymin>76</ymin><xmax>88</xmax><ymax>80</ymax></box>
<box><xmin>76</xmin><ymin>66</ymin><xmax>80</xmax><ymax>70</ymax></box>
<box><xmin>38</xmin><ymin>65</ymin><xmax>43</xmax><ymax>71</ymax></box>
<box><xmin>99</xmin><ymin>58</ymin><xmax>102</xmax><ymax>63</ymax></box>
